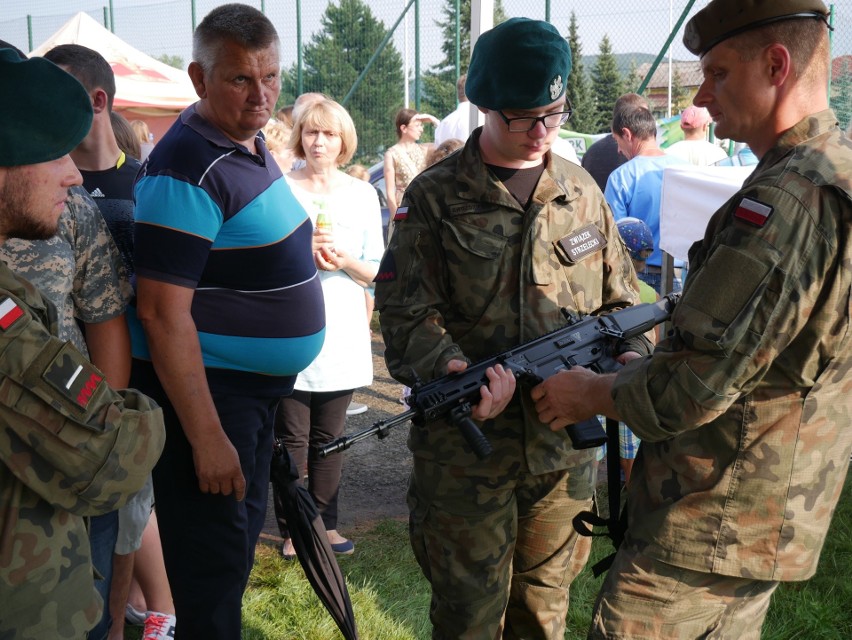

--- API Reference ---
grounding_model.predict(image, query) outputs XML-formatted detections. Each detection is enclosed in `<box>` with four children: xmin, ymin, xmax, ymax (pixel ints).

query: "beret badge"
<box><xmin>683</xmin><ymin>21</ymin><xmax>700</xmax><ymax>53</ymax></box>
<box><xmin>549</xmin><ymin>75</ymin><xmax>564</xmax><ymax>101</ymax></box>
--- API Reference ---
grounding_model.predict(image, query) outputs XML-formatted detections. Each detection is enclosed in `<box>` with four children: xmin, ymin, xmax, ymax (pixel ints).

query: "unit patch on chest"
<box><xmin>558</xmin><ymin>224</ymin><xmax>607</xmax><ymax>263</ymax></box>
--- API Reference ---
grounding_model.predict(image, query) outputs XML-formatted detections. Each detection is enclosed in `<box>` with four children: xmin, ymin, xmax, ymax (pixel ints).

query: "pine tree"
<box><xmin>564</xmin><ymin>11</ymin><xmax>596</xmax><ymax>134</ymax></box>
<box><xmin>280</xmin><ymin>0</ymin><xmax>404</xmax><ymax>164</ymax></box>
<box><xmin>670</xmin><ymin>68</ymin><xmax>689</xmax><ymax>114</ymax></box>
<box><xmin>421</xmin><ymin>0</ymin><xmax>508</xmax><ymax>119</ymax></box>
<box><xmin>830</xmin><ymin>58</ymin><xmax>852</xmax><ymax>132</ymax></box>
<box><xmin>625</xmin><ymin>59</ymin><xmax>642</xmax><ymax>94</ymax></box>
<box><xmin>591</xmin><ymin>35</ymin><xmax>625</xmax><ymax>133</ymax></box>
<box><xmin>155</xmin><ymin>53</ymin><xmax>183</xmax><ymax>70</ymax></box>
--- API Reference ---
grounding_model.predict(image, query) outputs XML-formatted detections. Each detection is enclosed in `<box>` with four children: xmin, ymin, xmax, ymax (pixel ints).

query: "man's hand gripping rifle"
<box><xmin>319</xmin><ymin>293</ymin><xmax>680</xmax><ymax>459</ymax></box>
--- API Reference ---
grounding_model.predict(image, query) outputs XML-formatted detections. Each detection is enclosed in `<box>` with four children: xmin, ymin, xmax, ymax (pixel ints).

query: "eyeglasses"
<box><xmin>497</xmin><ymin>104</ymin><xmax>573</xmax><ymax>132</ymax></box>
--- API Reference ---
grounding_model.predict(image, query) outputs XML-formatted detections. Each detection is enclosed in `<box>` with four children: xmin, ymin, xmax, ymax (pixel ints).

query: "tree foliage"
<box><xmin>670</xmin><ymin>68</ymin><xmax>690</xmax><ymax>115</ymax></box>
<box><xmin>830</xmin><ymin>58</ymin><xmax>852</xmax><ymax>132</ymax></box>
<box><xmin>564</xmin><ymin>11</ymin><xmax>596</xmax><ymax>134</ymax></box>
<box><xmin>420</xmin><ymin>0</ymin><xmax>508</xmax><ymax>122</ymax></box>
<box><xmin>591</xmin><ymin>35</ymin><xmax>624</xmax><ymax>133</ymax></box>
<box><xmin>155</xmin><ymin>53</ymin><xmax>183</xmax><ymax>69</ymax></box>
<box><xmin>279</xmin><ymin>0</ymin><xmax>404</xmax><ymax>165</ymax></box>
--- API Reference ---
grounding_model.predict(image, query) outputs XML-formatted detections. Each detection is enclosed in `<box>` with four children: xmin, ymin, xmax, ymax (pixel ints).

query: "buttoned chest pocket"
<box><xmin>441</xmin><ymin>219</ymin><xmax>508</xmax><ymax>322</ymax></box>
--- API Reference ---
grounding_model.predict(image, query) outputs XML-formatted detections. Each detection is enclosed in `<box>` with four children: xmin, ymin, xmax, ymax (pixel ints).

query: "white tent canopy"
<box><xmin>30</xmin><ymin>11</ymin><xmax>197</xmax><ymax>116</ymax></box>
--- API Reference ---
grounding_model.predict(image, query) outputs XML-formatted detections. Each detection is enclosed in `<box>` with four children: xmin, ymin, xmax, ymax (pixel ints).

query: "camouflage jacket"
<box><xmin>613</xmin><ymin>110</ymin><xmax>852</xmax><ymax>581</ymax></box>
<box><xmin>0</xmin><ymin>263</ymin><xmax>164</xmax><ymax>639</ymax></box>
<box><xmin>0</xmin><ymin>186</ymin><xmax>132</xmax><ymax>355</ymax></box>
<box><xmin>376</xmin><ymin>129</ymin><xmax>647</xmax><ymax>475</ymax></box>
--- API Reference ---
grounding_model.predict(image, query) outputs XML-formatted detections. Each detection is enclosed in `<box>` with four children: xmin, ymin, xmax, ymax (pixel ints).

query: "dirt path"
<box><xmin>262</xmin><ymin>334</ymin><xmax>411</xmax><ymax>545</ymax></box>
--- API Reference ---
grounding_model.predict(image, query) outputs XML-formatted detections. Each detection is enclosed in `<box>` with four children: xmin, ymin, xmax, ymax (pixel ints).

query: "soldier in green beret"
<box><xmin>374</xmin><ymin>17</ymin><xmax>648</xmax><ymax>639</ymax></box>
<box><xmin>532</xmin><ymin>1</ymin><xmax>852</xmax><ymax>638</ymax></box>
<box><xmin>0</xmin><ymin>45</ymin><xmax>165</xmax><ymax>639</ymax></box>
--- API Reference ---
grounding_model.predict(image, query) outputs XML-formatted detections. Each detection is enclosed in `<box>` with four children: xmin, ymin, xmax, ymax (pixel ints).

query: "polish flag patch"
<box><xmin>0</xmin><ymin>297</ymin><xmax>24</xmax><ymax>330</ymax></box>
<box><xmin>393</xmin><ymin>206</ymin><xmax>409</xmax><ymax>222</ymax></box>
<box><xmin>734</xmin><ymin>198</ymin><xmax>774</xmax><ymax>227</ymax></box>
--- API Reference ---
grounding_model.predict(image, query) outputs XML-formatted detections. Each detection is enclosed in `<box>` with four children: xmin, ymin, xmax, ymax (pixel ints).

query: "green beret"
<box><xmin>0</xmin><ymin>48</ymin><xmax>93</xmax><ymax>167</ymax></box>
<box><xmin>466</xmin><ymin>17</ymin><xmax>572</xmax><ymax>111</ymax></box>
<box><xmin>683</xmin><ymin>0</ymin><xmax>829</xmax><ymax>56</ymax></box>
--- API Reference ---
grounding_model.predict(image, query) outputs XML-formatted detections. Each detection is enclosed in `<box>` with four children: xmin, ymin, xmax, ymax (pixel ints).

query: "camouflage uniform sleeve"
<box><xmin>375</xmin><ymin>187</ymin><xmax>463</xmax><ymax>386</ymax></box>
<box><xmin>612</xmin><ymin>182</ymin><xmax>834</xmax><ymax>441</ymax></box>
<box><xmin>0</xmin><ymin>293</ymin><xmax>164</xmax><ymax>515</ymax></box>
<box><xmin>66</xmin><ymin>187</ymin><xmax>132</xmax><ymax>324</ymax></box>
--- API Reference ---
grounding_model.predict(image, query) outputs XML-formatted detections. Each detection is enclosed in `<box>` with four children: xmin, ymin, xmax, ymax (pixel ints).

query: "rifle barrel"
<box><xmin>318</xmin><ymin>409</ymin><xmax>418</xmax><ymax>458</ymax></box>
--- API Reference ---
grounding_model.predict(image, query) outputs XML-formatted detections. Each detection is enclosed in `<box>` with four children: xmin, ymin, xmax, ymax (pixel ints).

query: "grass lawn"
<box><xmin>231</xmin><ymin>473</ymin><xmax>852</xmax><ymax>639</ymax></box>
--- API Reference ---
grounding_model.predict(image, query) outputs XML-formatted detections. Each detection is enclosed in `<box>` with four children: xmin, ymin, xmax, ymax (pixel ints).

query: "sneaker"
<box><xmin>346</xmin><ymin>401</ymin><xmax>368</xmax><ymax>416</ymax></box>
<box><xmin>125</xmin><ymin>603</ymin><xmax>147</xmax><ymax>626</ymax></box>
<box><xmin>143</xmin><ymin>612</ymin><xmax>176</xmax><ymax>640</ymax></box>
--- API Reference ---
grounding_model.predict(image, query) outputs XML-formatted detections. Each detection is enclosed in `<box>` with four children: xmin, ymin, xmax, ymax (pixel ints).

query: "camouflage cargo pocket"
<box><xmin>440</xmin><ymin>219</ymin><xmax>507</xmax><ymax>321</ymax></box>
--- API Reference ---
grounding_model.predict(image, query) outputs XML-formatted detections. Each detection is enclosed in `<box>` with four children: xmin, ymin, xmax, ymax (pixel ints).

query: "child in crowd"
<box><xmin>598</xmin><ymin>217</ymin><xmax>660</xmax><ymax>485</ymax></box>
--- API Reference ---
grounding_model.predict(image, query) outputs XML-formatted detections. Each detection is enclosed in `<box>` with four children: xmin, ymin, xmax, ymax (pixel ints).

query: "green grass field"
<box><xmin>230</xmin><ymin>473</ymin><xmax>852</xmax><ymax>639</ymax></box>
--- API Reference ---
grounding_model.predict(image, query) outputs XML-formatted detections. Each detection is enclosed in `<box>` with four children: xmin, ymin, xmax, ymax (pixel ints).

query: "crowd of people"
<box><xmin>1</xmin><ymin>1</ymin><xmax>850</xmax><ymax>639</ymax></box>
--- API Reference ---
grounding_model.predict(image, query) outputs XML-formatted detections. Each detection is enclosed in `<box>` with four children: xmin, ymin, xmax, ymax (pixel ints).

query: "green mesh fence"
<box><xmin>2</xmin><ymin>1</ymin><xmax>849</xmax><ymax>165</ymax></box>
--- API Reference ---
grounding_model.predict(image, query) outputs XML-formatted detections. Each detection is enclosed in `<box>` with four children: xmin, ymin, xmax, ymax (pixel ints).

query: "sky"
<box><xmin>2</xmin><ymin>0</ymin><xmax>849</xmax><ymax>73</ymax></box>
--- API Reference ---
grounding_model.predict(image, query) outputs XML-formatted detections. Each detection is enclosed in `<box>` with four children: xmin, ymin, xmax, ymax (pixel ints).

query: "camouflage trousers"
<box><xmin>408</xmin><ymin>457</ymin><xmax>594</xmax><ymax>640</ymax></box>
<box><xmin>588</xmin><ymin>545</ymin><xmax>778</xmax><ymax>639</ymax></box>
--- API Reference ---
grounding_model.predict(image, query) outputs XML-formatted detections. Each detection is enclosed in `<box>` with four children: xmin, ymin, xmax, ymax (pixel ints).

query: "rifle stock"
<box><xmin>318</xmin><ymin>293</ymin><xmax>680</xmax><ymax>459</ymax></box>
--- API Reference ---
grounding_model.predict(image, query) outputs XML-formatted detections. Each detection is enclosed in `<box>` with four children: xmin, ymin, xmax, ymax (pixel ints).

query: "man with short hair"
<box><xmin>666</xmin><ymin>105</ymin><xmax>728</xmax><ymax>166</ymax></box>
<box><xmin>581</xmin><ymin>134</ymin><xmax>624</xmax><ymax>192</ymax></box>
<box><xmin>434</xmin><ymin>73</ymin><xmax>473</xmax><ymax>145</ymax></box>
<box><xmin>0</xmin><ymin>46</ymin><xmax>164</xmax><ymax>640</ymax></box>
<box><xmin>532</xmin><ymin>2</ymin><xmax>852</xmax><ymax>638</ymax></box>
<box><xmin>130</xmin><ymin>4</ymin><xmax>325</xmax><ymax>637</ymax></box>
<box><xmin>375</xmin><ymin>17</ymin><xmax>648</xmax><ymax>639</ymax></box>
<box><xmin>43</xmin><ymin>44</ymin><xmax>140</xmax><ymax>275</ymax></box>
<box><xmin>604</xmin><ymin>95</ymin><xmax>688</xmax><ymax>294</ymax></box>
<box><xmin>41</xmin><ymin>42</ymin><xmax>163</xmax><ymax>640</ymax></box>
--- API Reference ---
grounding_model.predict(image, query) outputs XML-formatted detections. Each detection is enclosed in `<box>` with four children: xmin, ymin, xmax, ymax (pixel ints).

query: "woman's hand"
<box><xmin>315</xmin><ymin>245</ymin><xmax>352</xmax><ymax>272</ymax></box>
<box><xmin>415</xmin><ymin>113</ymin><xmax>440</xmax><ymax>127</ymax></box>
<box><xmin>312</xmin><ymin>227</ymin><xmax>335</xmax><ymax>252</ymax></box>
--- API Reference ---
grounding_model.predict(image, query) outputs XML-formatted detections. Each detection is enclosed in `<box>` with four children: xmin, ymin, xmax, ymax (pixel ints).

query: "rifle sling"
<box><xmin>571</xmin><ymin>416</ymin><xmax>627</xmax><ymax>577</ymax></box>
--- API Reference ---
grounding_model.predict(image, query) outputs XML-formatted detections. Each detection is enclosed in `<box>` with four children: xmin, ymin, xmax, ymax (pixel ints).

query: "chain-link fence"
<box><xmin>2</xmin><ymin>1</ymin><xmax>850</xmax><ymax>165</ymax></box>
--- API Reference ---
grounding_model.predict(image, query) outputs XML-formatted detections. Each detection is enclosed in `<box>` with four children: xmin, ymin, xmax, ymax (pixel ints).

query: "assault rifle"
<box><xmin>319</xmin><ymin>293</ymin><xmax>680</xmax><ymax>459</ymax></box>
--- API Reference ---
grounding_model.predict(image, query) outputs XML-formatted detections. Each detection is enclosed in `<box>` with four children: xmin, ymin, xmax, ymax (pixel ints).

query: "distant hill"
<box><xmin>580</xmin><ymin>52</ymin><xmax>667</xmax><ymax>77</ymax></box>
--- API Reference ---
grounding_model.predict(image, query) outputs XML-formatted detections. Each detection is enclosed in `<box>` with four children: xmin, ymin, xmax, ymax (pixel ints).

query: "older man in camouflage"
<box><xmin>0</xmin><ymin>48</ymin><xmax>165</xmax><ymax>639</ymax></box>
<box><xmin>375</xmin><ymin>18</ymin><xmax>647</xmax><ymax>639</ymax></box>
<box><xmin>532</xmin><ymin>1</ymin><xmax>852</xmax><ymax>638</ymax></box>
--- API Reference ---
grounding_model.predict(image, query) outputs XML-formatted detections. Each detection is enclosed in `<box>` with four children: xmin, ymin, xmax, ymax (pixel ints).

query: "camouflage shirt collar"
<box><xmin>758</xmin><ymin>109</ymin><xmax>839</xmax><ymax>168</ymax></box>
<box><xmin>457</xmin><ymin>128</ymin><xmax>573</xmax><ymax>210</ymax></box>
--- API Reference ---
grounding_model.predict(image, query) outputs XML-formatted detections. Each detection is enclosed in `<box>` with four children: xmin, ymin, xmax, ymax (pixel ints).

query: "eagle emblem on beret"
<box><xmin>683</xmin><ymin>21</ymin><xmax>699</xmax><ymax>53</ymax></box>
<box><xmin>549</xmin><ymin>74</ymin><xmax>564</xmax><ymax>100</ymax></box>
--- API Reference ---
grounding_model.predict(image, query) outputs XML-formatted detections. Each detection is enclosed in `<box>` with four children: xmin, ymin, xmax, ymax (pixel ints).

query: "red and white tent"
<box><xmin>30</xmin><ymin>12</ymin><xmax>197</xmax><ymax>139</ymax></box>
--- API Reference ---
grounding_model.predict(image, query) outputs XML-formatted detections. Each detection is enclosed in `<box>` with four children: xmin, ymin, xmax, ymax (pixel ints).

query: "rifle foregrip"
<box><xmin>448</xmin><ymin>404</ymin><xmax>493</xmax><ymax>459</ymax></box>
<box><xmin>565</xmin><ymin>417</ymin><xmax>608</xmax><ymax>450</ymax></box>
<box><xmin>456</xmin><ymin>415</ymin><xmax>493</xmax><ymax>459</ymax></box>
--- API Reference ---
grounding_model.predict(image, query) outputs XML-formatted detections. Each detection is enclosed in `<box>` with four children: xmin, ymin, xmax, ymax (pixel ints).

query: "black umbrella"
<box><xmin>269</xmin><ymin>439</ymin><xmax>359</xmax><ymax>640</ymax></box>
